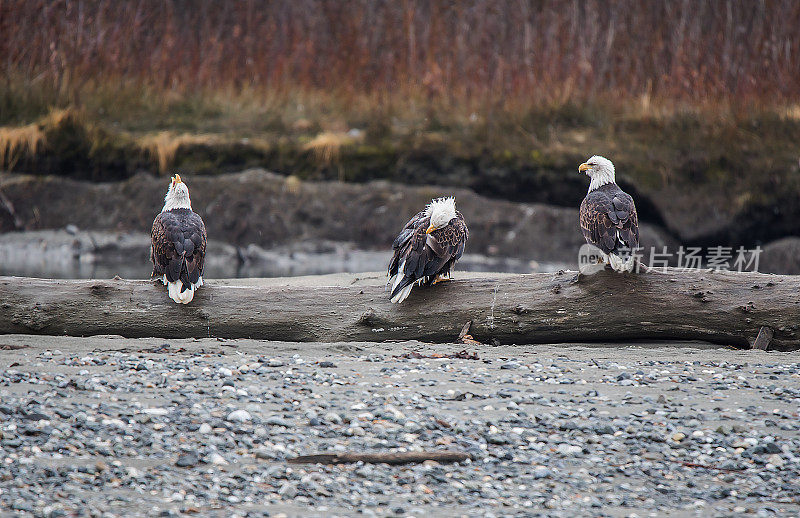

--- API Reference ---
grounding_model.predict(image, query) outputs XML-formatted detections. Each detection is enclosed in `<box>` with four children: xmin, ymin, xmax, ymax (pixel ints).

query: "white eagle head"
<box><xmin>424</xmin><ymin>196</ymin><xmax>457</xmax><ymax>234</ymax></box>
<box><xmin>578</xmin><ymin>155</ymin><xmax>616</xmax><ymax>192</ymax></box>
<box><xmin>162</xmin><ymin>174</ymin><xmax>192</xmax><ymax>211</ymax></box>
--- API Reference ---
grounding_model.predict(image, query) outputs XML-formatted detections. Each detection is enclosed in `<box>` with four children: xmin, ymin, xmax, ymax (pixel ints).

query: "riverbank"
<box><xmin>0</xmin><ymin>169</ymin><xmax>675</xmax><ymax>267</ymax></box>
<box><xmin>2</xmin><ymin>105</ymin><xmax>800</xmax><ymax>248</ymax></box>
<box><xmin>0</xmin><ymin>335</ymin><xmax>798</xmax><ymax>517</ymax></box>
<box><xmin>4</xmin><ymin>167</ymin><xmax>800</xmax><ymax>276</ymax></box>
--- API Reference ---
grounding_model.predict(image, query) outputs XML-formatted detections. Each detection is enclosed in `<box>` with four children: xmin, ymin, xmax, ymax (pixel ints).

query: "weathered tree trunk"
<box><xmin>0</xmin><ymin>269</ymin><xmax>798</xmax><ymax>350</ymax></box>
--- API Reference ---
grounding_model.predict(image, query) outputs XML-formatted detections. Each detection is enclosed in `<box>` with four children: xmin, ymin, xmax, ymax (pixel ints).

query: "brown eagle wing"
<box><xmin>151</xmin><ymin>209</ymin><xmax>207</xmax><ymax>289</ymax></box>
<box><xmin>388</xmin><ymin>210</ymin><xmax>427</xmax><ymax>277</ymax></box>
<box><xmin>580</xmin><ymin>190</ymin><xmax>639</xmax><ymax>254</ymax></box>
<box><xmin>388</xmin><ymin>211</ymin><xmax>468</xmax><ymax>298</ymax></box>
<box><xmin>431</xmin><ymin>211</ymin><xmax>468</xmax><ymax>267</ymax></box>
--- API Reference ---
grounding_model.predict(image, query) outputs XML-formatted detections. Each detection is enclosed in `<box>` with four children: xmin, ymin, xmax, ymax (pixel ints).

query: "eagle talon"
<box><xmin>432</xmin><ymin>274</ymin><xmax>452</xmax><ymax>285</ymax></box>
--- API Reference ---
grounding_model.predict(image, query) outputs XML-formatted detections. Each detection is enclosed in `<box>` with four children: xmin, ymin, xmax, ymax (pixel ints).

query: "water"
<box><xmin>0</xmin><ymin>230</ymin><xmax>561</xmax><ymax>280</ymax></box>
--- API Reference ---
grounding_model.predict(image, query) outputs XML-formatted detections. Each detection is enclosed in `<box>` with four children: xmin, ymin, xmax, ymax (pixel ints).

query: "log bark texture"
<box><xmin>1</xmin><ymin>269</ymin><xmax>798</xmax><ymax>350</ymax></box>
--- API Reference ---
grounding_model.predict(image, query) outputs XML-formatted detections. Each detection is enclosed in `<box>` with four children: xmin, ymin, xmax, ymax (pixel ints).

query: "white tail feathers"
<box><xmin>388</xmin><ymin>259</ymin><xmax>421</xmax><ymax>303</ymax></box>
<box><xmin>608</xmin><ymin>253</ymin><xmax>635</xmax><ymax>272</ymax></box>
<box><xmin>390</xmin><ymin>283</ymin><xmax>414</xmax><ymax>304</ymax></box>
<box><xmin>167</xmin><ymin>281</ymin><xmax>194</xmax><ymax>304</ymax></box>
<box><xmin>607</xmin><ymin>230</ymin><xmax>636</xmax><ymax>272</ymax></box>
<box><xmin>389</xmin><ymin>261</ymin><xmax>406</xmax><ymax>293</ymax></box>
<box><xmin>165</xmin><ymin>276</ymin><xmax>203</xmax><ymax>304</ymax></box>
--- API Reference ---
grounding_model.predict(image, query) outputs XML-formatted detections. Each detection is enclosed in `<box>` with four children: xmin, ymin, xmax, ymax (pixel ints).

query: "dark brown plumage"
<box><xmin>579</xmin><ymin>183</ymin><xmax>639</xmax><ymax>255</ymax></box>
<box><xmin>388</xmin><ymin>209</ymin><xmax>468</xmax><ymax>303</ymax></box>
<box><xmin>151</xmin><ymin>208</ymin><xmax>207</xmax><ymax>292</ymax></box>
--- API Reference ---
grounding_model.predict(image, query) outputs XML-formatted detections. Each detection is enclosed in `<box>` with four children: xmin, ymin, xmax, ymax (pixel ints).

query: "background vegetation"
<box><xmin>1</xmin><ymin>0</ymin><xmax>799</xmax><ymax>247</ymax></box>
<box><xmin>4</xmin><ymin>0</ymin><xmax>800</xmax><ymax>111</ymax></box>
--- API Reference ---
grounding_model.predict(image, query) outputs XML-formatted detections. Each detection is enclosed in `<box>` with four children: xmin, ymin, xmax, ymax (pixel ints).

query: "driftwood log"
<box><xmin>0</xmin><ymin>269</ymin><xmax>798</xmax><ymax>350</ymax></box>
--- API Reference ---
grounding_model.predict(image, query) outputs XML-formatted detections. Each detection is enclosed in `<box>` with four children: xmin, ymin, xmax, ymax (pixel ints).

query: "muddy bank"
<box><xmin>3</xmin><ymin>108</ymin><xmax>800</xmax><ymax>249</ymax></box>
<box><xmin>0</xmin><ymin>170</ymin><xmax>675</xmax><ymax>267</ymax></box>
<box><xmin>759</xmin><ymin>237</ymin><xmax>800</xmax><ymax>275</ymax></box>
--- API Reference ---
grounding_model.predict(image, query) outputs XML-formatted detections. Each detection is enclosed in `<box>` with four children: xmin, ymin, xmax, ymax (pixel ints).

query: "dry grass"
<box><xmin>2</xmin><ymin>1</ymin><xmax>798</xmax><ymax>116</ymax></box>
<box><xmin>782</xmin><ymin>105</ymin><xmax>800</xmax><ymax>121</ymax></box>
<box><xmin>0</xmin><ymin>107</ymin><xmax>90</xmax><ymax>170</ymax></box>
<box><xmin>139</xmin><ymin>132</ymin><xmax>221</xmax><ymax>174</ymax></box>
<box><xmin>42</xmin><ymin>108</ymin><xmax>81</xmax><ymax>129</ymax></box>
<box><xmin>0</xmin><ymin>108</ymin><xmax>82</xmax><ymax>168</ymax></box>
<box><xmin>303</xmin><ymin>131</ymin><xmax>364</xmax><ymax>181</ymax></box>
<box><xmin>0</xmin><ymin>123</ymin><xmax>44</xmax><ymax>169</ymax></box>
<box><xmin>304</xmin><ymin>132</ymin><xmax>357</xmax><ymax>168</ymax></box>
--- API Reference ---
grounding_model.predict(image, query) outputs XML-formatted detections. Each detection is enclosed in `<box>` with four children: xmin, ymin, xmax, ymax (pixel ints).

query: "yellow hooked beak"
<box><xmin>578</xmin><ymin>163</ymin><xmax>591</xmax><ymax>173</ymax></box>
<box><xmin>425</xmin><ymin>224</ymin><xmax>436</xmax><ymax>234</ymax></box>
<box><xmin>171</xmin><ymin>174</ymin><xmax>183</xmax><ymax>187</ymax></box>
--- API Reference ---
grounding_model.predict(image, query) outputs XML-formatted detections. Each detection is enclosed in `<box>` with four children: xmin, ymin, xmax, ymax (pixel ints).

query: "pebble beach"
<box><xmin>1</xmin><ymin>336</ymin><xmax>799</xmax><ymax>517</ymax></box>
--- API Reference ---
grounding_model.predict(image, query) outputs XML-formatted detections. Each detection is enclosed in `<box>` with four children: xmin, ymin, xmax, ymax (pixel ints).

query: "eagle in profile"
<box><xmin>388</xmin><ymin>197</ymin><xmax>469</xmax><ymax>303</ymax></box>
<box><xmin>151</xmin><ymin>175</ymin><xmax>207</xmax><ymax>304</ymax></box>
<box><xmin>578</xmin><ymin>156</ymin><xmax>639</xmax><ymax>272</ymax></box>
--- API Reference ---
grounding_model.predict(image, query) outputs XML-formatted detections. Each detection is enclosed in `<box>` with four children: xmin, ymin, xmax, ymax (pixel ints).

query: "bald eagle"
<box><xmin>388</xmin><ymin>197</ymin><xmax>469</xmax><ymax>303</ymax></box>
<box><xmin>151</xmin><ymin>175</ymin><xmax>207</xmax><ymax>304</ymax></box>
<box><xmin>578</xmin><ymin>156</ymin><xmax>639</xmax><ymax>272</ymax></box>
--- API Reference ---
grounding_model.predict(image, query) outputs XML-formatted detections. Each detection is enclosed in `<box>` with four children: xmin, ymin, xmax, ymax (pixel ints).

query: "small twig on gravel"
<box><xmin>138</xmin><ymin>344</ymin><xmax>186</xmax><ymax>353</ymax></box>
<box><xmin>433</xmin><ymin>418</ymin><xmax>452</xmax><ymax>429</ymax></box>
<box><xmin>448</xmin><ymin>391</ymin><xmax>484</xmax><ymax>401</ymax></box>
<box><xmin>394</xmin><ymin>349</ymin><xmax>479</xmax><ymax>360</ymax></box>
<box><xmin>613</xmin><ymin>459</ymin><xmax>746</xmax><ymax>473</ymax></box>
<box><xmin>678</xmin><ymin>461</ymin><xmax>745</xmax><ymax>472</ymax></box>
<box><xmin>287</xmin><ymin>451</ymin><xmax>469</xmax><ymax>465</ymax></box>
<box><xmin>751</xmin><ymin>326</ymin><xmax>774</xmax><ymax>351</ymax></box>
<box><xmin>450</xmin><ymin>349</ymin><xmax>479</xmax><ymax>359</ymax></box>
<box><xmin>458</xmin><ymin>320</ymin><xmax>482</xmax><ymax>345</ymax></box>
<box><xmin>458</xmin><ymin>321</ymin><xmax>471</xmax><ymax>340</ymax></box>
